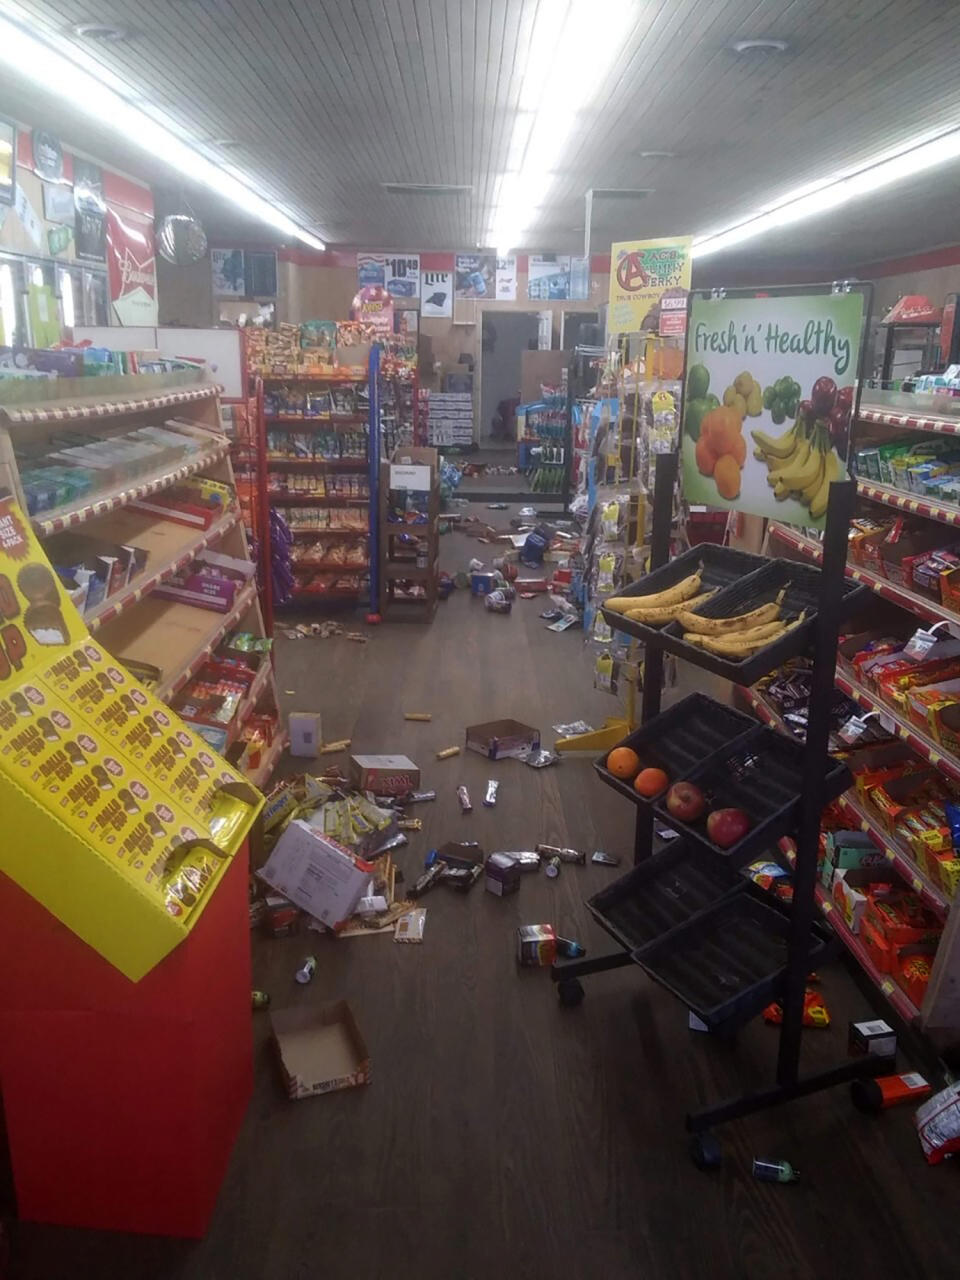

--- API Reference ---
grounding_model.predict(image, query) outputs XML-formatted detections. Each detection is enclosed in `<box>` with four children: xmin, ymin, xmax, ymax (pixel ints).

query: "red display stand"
<box><xmin>0</xmin><ymin>843</ymin><xmax>252</xmax><ymax>1238</ymax></box>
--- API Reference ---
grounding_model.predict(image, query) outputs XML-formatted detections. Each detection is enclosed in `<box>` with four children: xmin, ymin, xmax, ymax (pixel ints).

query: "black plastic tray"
<box><xmin>604</xmin><ymin>554</ymin><xmax>868</xmax><ymax>686</ymax></box>
<box><xmin>650</xmin><ymin>726</ymin><xmax>851</xmax><ymax>868</ymax></box>
<box><xmin>587</xmin><ymin>839</ymin><xmax>746</xmax><ymax>952</ymax></box>
<box><xmin>600</xmin><ymin>545</ymin><xmax>767</xmax><ymax>626</ymax></box>
<box><xmin>593</xmin><ymin>692</ymin><xmax>757</xmax><ymax>803</ymax></box>
<box><xmin>631</xmin><ymin>891</ymin><xmax>830</xmax><ymax>1030</ymax></box>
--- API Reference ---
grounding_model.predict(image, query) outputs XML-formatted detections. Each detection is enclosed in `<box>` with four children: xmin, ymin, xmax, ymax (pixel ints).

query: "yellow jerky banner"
<box><xmin>607</xmin><ymin>237</ymin><xmax>692</xmax><ymax>337</ymax></box>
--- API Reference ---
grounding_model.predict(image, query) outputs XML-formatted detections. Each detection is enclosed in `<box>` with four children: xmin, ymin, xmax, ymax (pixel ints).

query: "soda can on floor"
<box><xmin>544</xmin><ymin>855</ymin><xmax>561</xmax><ymax>879</ymax></box>
<box><xmin>295</xmin><ymin>955</ymin><xmax>318</xmax><ymax>985</ymax></box>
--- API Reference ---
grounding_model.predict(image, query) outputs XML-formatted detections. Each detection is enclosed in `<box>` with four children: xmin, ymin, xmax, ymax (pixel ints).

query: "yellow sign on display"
<box><xmin>607</xmin><ymin>236</ymin><xmax>692</xmax><ymax>337</ymax></box>
<box><xmin>0</xmin><ymin>496</ymin><xmax>263</xmax><ymax>981</ymax></box>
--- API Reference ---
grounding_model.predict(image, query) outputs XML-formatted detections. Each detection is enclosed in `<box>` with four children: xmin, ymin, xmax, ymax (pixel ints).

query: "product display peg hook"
<box><xmin>710</xmin><ymin>286</ymin><xmax>726</xmax><ymax>300</ymax></box>
<box><xmin>831</xmin><ymin>279</ymin><xmax>855</xmax><ymax>293</ymax></box>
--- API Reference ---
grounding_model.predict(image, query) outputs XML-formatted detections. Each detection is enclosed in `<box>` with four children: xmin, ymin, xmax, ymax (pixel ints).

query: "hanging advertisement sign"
<box><xmin>357</xmin><ymin>252</ymin><xmax>386</xmax><ymax>287</ymax></box>
<box><xmin>211</xmin><ymin>248</ymin><xmax>245</xmax><ymax>297</ymax></box>
<box><xmin>32</xmin><ymin>129</ymin><xmax>63</xmax><ymax>182</ymax></box>
<box><xmin>569</xmin><ymin>256</ymin><xmax>590</xmax><ymax>301</ymax></box>
<box><xmin>384</xmin><ymin>253</ymin><xmax>420</xmax><ymax>299</ymax></box>
<box><xmin>528</xmin><ymin>255</ymin><xmax>571</xmax><ymax>301</ymax></box>
<box><xmin>607</xmin><ymin>236</ymin><xmax>691</xmax><ymax>336</ymax></box>
<box><xmin>73</xmin><ymin>160</ymin><xmax>106</xmax><ymax>262</ymax></box>
<box><xmin>455</xmin><ymin>253</ymin><xmax>495</xmax><ymax>299</ymax></box>
<box><xmin>495</xmin><ymin>256</ymin><xmax>517</xmax><ymax>301</ymax></box>
<box><xmin>680</xmin><ymin>290</ymin><xmax>864</xmax><ymax>530</ymax></box>
<box><xmin>42</xmin><ymin>183</ymin><xmax>75</xmax><ymax>225</ymax></box>
<box><xmin>0</xmin><ymin>119</ymin><xmax>16</xmax><ymax>207</ymax></box>
<box><xmin>14</xmin><ymin>185</ymin><xmax>43</xmax><ymax>251</ymax></box>
<box><xmin>420</xmin><ymin>269</ymin><xmax>453</xmax><ymax>317</ymax></box>
<box><xmin>106</xmin><ymin>207</ymin><xmax>158</xmax><ymax>326</ymax></box>
<box><xmin>351</xmin><ymin>284</ymin><xmax>393</xmax><ymax>337</ymax></box>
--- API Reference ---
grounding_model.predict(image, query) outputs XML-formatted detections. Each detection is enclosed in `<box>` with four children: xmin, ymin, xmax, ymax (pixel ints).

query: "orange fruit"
<box><xmin>634</xmin><ymin>766</ymin><xmax>669</xmax><ymax>797</ymax></box>
<box><xmin>695</xmin><ymin>436</ymin><xmax>717</xmax><ymax>476</ymax></box>
<box><xmin>714</xmin><ymin>453</ymin><xmax>741</xmax><ymax>500</ymax></box>
<box><xmin>730</xmin><ymin>434</ymin><xmax>747</xmax><ymax>467</ymax></box>
<box><xmin>606</xmin><ymin>746</ymin><xmax>640</xmax><ymax>779</ymax></box>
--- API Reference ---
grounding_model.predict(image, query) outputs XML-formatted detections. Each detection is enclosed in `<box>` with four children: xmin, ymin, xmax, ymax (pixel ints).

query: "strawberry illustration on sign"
<box><xmin>107</xmin><ymin>208</ymin><xmax>158</xmax><ymax>326</ymax></box>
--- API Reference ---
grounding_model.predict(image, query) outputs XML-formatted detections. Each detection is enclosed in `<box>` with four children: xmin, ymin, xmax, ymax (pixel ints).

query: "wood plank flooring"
<box><xmin>8</xmin><ymin>507</ymin><xmax>960</xmax><ymax>1280</ymax></box>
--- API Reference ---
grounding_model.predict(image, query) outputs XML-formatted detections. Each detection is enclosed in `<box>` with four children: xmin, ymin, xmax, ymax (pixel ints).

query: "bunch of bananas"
<box><xmin>605</xmin><ymin>567</ymin><xmax>716</xmax><ymax>624</ymax></box>
<box><xmin>751</xmin><ymin>420</ymin><xmax>843</xmax><ymax>521</ymax></box>
<box><xmin>678</xmin><ymin>589</ymin><xmax>804</xmax><ymax>658</ymax></box>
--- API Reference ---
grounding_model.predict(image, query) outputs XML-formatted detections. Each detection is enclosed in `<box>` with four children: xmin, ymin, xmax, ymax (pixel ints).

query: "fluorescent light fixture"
<box><xmin>693</xmin><ymin>124</ymin><xmax>960</xmax><ymax>259</ymax></box>
<box><xmin>0</xmin><ymin>9</ymin><xmax>326</xmax><ymax>250</ymax></box>
<box><xmin>490</xmin><ymin>0</ymin><xmax>639</xmax><ymax>254</ymax></box>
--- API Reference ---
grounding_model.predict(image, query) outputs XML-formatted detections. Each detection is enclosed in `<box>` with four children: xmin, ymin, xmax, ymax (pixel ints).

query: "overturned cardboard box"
<box><xmin>465</xmin><ymin>719</ymin><xmax>540</xmax><ymax>760</ymax></box>
<box><xmin>272</xmin><ymin>1001</ymin><xmax>371</xmax><ymax>1099</ymax></box>
<box><xmin>258</xmin><ymin>820</ymin><xmax>373</xmax><ymax>928</ymax></box>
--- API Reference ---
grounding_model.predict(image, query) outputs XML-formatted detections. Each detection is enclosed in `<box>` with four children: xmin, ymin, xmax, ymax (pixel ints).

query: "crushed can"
<box><xmin>484</xmin><ymin>589</ymin><xmax>512</xmax><ymax>614</ymax></box>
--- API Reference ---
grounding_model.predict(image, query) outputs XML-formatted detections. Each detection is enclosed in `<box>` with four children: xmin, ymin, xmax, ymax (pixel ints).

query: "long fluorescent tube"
<box><xmin>693</xmin><ymin>125</ymin><xmax>960</xmax><ymax>259</ymax></box>
<box><xmin>0</xmin><ymin>11</ymin><xmax>326</xmax><ymax>250</ymax></box>
<box><xmin>490</xmin><ymin>1</ymin><xmax>639</xmax><ymax>254</ymax></box>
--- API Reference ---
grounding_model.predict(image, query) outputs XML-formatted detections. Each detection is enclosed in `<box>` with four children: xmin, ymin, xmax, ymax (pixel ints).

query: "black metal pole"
<box><xmin>634</xmin><ymin>451</ymin><xmax>677</xmax><ymax>863</ymax></box>
<box><xmin>562</xmin><ymin>363</ymin><xmax>574</xmax><ymax>514</ymax></box>
<box><xmin>775</xmin><ymin>476</ymin><xmax>856</xmax><ymax>1086</ymax></box>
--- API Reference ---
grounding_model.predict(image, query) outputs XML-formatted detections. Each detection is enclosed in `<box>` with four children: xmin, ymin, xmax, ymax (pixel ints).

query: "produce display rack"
<box><xmin>259</xmin><ymin>351</ymin><xmax>380</xmax><ymax>609</ymax></box>
<box><xmin>549</xmin><ymin>286</ymin><xmax>904</xmax><ymax>1159</ymax></box>
<box><xmin>0</xmin><ymin>371</ymin><xmax>285</xmax><ymax>788</ymax></box>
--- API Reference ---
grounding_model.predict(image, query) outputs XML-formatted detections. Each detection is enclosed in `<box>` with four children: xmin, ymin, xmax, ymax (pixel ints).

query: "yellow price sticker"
<box><xmin>821</xmin><ymin>900</ymin><xmax>833</xmax><ymax>913</ymax></box>
<box><xmin>898</xmin><ymin>725</ymin><xmax>910</xmax><ymax>740</ymax></box>
<box><xmin>907</xmin><ymin>499</ymin><xmax>919</xmax><ymax>513</ymax></box>
<box><xmin>881</xmin><ymin>979</ymin><xmax>895</xmax><ymax>994</ymax></box>
<box><xmin>913</xmin><ymin>877</ymin><xmax>924</xmax><ymax>894</ymax></box>
<box><xmin>929</xmin><ymin>751</ymin><xmax>942</xmax><ymax>765</ymax></box>
<box><xmin>885</xmin><ymin>850</ymin><xmax>896</xmax><ymax>863</ymax></box>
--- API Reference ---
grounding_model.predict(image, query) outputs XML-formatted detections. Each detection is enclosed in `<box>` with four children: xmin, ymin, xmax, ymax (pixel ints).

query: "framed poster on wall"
<box><xmin>73</xmin><ymin>160</ymin><xmax>106</xmax><ymax>262</ymax></box>
<box><xmin>420</xmin><ymin>269</ymin><xmax>452</xmax><ymax>317</ymax></box>
<box><xmin>211</xmin><ymin>248</ymin><xmax>245</xmax><ymax>296</ymax></box>
<box><xmin>0</xmin><ymin>118</ymin><xmax>15</xmax><ymax>206</ymax></box>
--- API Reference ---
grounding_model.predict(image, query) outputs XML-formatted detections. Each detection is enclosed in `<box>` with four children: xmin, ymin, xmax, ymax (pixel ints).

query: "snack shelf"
<box><xmin>288</xmin><ymin>526</ymin><xmax>367</xmax><ymax>537</ymax></box>
<box><xmin>265</xmin><ymin>457</ymin><xmax>367</xmax><ymax>469</ymax></box>
<box><xmin>288</xmin><ymin>588</ymin><xmax>362</xmax><ymax>601</ymax></box>
<box><xmin>260</xmin><ymin>374</ymin><xmax>367</xmax><ymax>384</ymax></box>
<box><xmin>859</xmin><ymin>405</ymin><xmax>960</xmax><ymax>438</ymax></box>
<box><xmin>291</xmin><ymin>560</ymin><xmax>370</xmax><ymax>572</ymax></box>
<box><xmin>833</xmin><ymin>670</ymin><xmax>960</xmax><ymax>787</ymax></box>
<box><xmin>228</xmin><ymin>655</ymin><xmax>277</xmax><ymax>745</ymax></box>
<box><xmin>833</xmin><ymin>792</ymin><xmax>950</xmax><ymax>917</ymax></box>
<box><xmin>736</xmin><ymin>685</ymin><xmax>951</xmax><ymax>916</ymax></box>
<box><xmin>96</xmin><ymin>578</ymin><xmax>260</xmax><ymax>703</ymax></box>
<box><xmin>856</xmin><ymin>479</ymin><xmax>960</xmax><ymax>529</ymax></box>
<box><xmin>86</xmin><ymin>507</ymin><xmax>241</xmax><ymax>632</ymax></box>
<box><xmin>31</xmin><ymin>437</ymin><xmax>231</xmax><ymax>537</ymax></box>
<box><xmin>244</xmin><ymin>731</ymin><xmax>289</xmax><ymax>788</ymax></box>
<box><xmin>268</xmin><ymin>494</ymin><xmax>369</xmax><ymax>506</ymax></box>
<box><xmin>769</xmin><ymin>522</ymin><xmax>960</xmax><ymax>632</ymax></box>
<box><xmin>780</xmin><ymin>838</ymin><xmax>922</xmax><ymax>1022</ymax></box>
<box><xmin>265</xmin><ymin>415</ymin><xmax>367</xmax><ymax>427</ymax></box>
<box><xmin>0</xmin><ymin>379</ymin><xmax>220</xmax><ymax>427</ymax></box>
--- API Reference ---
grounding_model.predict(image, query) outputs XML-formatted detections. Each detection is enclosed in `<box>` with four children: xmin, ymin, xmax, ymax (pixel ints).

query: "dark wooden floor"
<box><xmin>9</xmin><ymin>507</ymin><xmax>960</xmax><ymax>1279</ymax></box>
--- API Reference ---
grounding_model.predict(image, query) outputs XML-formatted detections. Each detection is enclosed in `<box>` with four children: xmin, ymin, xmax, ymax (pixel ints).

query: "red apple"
<box><xmin>706</xmin><ymin>807</ymin><xmax>752</xmax><ymax>849</ymax></box>
<box><xmin>665</xmin><ymin>781</ymin><xmax>706</xmax><ymax>823</ymax></box>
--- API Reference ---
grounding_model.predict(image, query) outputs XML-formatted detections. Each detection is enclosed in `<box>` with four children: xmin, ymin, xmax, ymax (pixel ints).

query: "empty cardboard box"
<box><xmin>272</xmin><ymin>1001</ymin><xmax>371</xmax><ymax>1099</ymax></box>
<box><xmin>289</xmin><ymin>711</ymin><xmax>322</xmax><ymax>758</ymax></box>
<box><xmin>465</xmin><ymin>719</ymin><xmax>540</xmax><ymax>760</ymax></box>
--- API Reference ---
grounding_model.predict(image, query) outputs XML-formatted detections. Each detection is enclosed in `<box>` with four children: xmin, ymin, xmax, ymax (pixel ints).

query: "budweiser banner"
<box><xmin>106</xmin><ymin>206</ymin><xmax>158</xmax><ymax>326</ymax></box>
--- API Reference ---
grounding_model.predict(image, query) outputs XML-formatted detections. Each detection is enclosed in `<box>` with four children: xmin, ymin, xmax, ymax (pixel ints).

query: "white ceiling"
<box><xmin>3</xmin><ymin>0</ymin><xmax>960</xmax><ymax>278</ymax></box>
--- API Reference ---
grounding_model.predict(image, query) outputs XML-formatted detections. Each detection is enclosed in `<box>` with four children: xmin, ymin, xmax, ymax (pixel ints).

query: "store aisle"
<box><xmin>10</xmin><ymin>514</ymin><xmax>960</xmax><ymax>1280</ymax></box>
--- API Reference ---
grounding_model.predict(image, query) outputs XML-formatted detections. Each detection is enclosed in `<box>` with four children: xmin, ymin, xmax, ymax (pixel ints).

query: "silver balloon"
<box><xmin>156</xmin><ymin>214</ymin><xmax>208</xmax><ymax>265</ymax></box>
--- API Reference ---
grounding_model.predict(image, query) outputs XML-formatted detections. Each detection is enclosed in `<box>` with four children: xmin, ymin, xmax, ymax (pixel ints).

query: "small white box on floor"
<box><xmin>288</xmin><ymin>711</ymin><xmax>322</xmax><ymax>757</ymax></box>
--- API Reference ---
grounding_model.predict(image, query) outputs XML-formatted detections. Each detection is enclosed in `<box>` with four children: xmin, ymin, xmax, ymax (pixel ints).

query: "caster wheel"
<box><xmin>557</xmin><ymin>978</ymin><xmax>585</xmax><ymax>1007</ymax></box>
<box><xmin>689</xmin><ymin>1132</ymin><xmax>722</xmax><ymax>1171</ymax></box>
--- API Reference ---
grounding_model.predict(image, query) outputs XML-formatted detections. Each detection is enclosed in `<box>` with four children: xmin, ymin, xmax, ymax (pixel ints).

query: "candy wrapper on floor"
<box><xmin>916</xmin><ymin>1080</ymin><xmax>960</xmax><ymax>1163</ymax></box>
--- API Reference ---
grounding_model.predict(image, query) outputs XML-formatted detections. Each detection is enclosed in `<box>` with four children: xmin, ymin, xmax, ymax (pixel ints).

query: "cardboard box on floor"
<box><xmin>349</xmin><ymin>753</ymin><xmax>420</xmax><ymax>795</ymax></box>
<box><xmin>272</xmin><ymin>1001</ymin><xmax>371</xmax><ymax>1098</ymax></box>
<box><xmin>465</xmin><ymin>719</ymin><xmax>540</xmax><ymax>759</ymax></box>
<box><xmin>0</xmin><ymin>496</ymin><xmax>262</xmax><ymax>982</ymax></box>
<box><xmin>257</xmin><ymin>819</ymin><xmax>373</xmax><ymax>927</ymax></box>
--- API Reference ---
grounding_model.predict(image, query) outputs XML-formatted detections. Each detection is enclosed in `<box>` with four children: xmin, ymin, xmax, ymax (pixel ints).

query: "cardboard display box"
<box><xmin>0</xmin><ymin>495</ymin><xmax>263</xmax><ymax>982</ymax></box>
<box><xmin>258</xmin><ymin>819</ymin><xmax>372</xmax><ymax>927</ymax></box>
<box><xmin>272</xmin><ymin>1001</ymin><xmax>371</xmax><ymax>1099</ymax></box>
<box><xmin>465</xmin><ymin>719</ymin><xmax>540</xmax><ymax>760</ymax></box>
<box><xmin>349</xmin><ymin>753</ymin><xmax>420</xmax><ymax>795</ymax></box>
